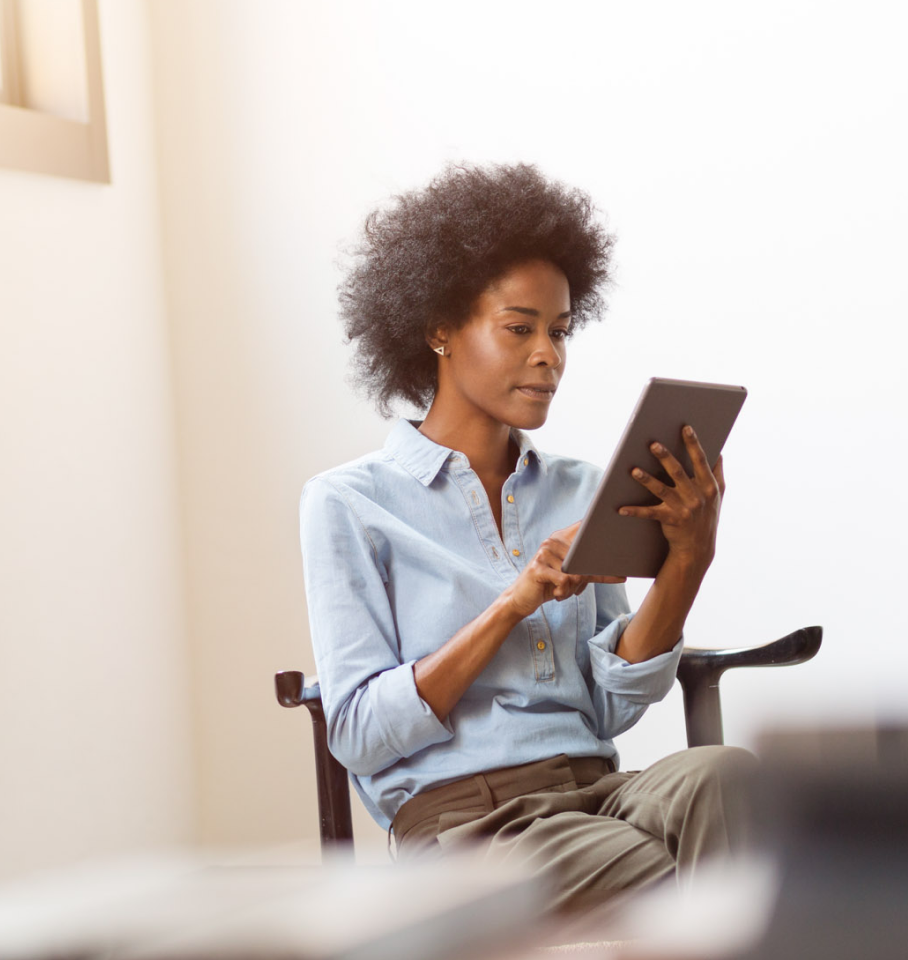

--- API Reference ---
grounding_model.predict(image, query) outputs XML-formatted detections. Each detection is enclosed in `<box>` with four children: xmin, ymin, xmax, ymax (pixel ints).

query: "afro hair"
<box><xmin>338</xmin><ymin>162</ymin><xmax>615</xmax><ymax>417</ymax></box>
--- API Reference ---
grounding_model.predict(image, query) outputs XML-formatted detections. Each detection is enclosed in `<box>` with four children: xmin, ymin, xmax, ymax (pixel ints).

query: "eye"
<box><xmin>551</xmin><ymin>328</ymin><xmax>570</xmax><ymax>340</ymax></box>
<box><xmin>507</xmin><ymin>324</ymin><xmax>532</xmax><ymax>335</ymax></box>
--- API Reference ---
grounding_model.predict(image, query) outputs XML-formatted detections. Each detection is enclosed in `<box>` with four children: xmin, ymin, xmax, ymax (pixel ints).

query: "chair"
<box><xmin>276</xmin><ymin>625</ymin><xmax>823</xmax><ymax>852</ymax></box>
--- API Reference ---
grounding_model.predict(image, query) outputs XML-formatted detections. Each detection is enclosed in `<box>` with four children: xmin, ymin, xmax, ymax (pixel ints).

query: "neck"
<box><xmin>419</xmin><ymin>404</ymin><xmax>516</xmax><ymax>479</ymax></box>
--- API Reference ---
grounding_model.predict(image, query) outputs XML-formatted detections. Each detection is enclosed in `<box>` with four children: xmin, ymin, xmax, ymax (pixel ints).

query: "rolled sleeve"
<box><xmin>588</xmin><ymin>614</ymin><xmax>684</xmax><ymax>704</ymax></box>
<box><xmin>371</xmin><ymin>661</ymin><xmax>453</xmax><ymax>758</ymax></box>
<box><xmin>300</xmin><ymin>478</ymin><xmax>453</xmax><ymax>777</ymax></box>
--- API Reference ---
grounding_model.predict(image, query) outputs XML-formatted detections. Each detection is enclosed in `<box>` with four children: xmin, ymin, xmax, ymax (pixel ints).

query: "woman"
<box><xmin>300</xmin><ymin>162</ymin><xmax>753</xmax><ymax>921</ymax></box>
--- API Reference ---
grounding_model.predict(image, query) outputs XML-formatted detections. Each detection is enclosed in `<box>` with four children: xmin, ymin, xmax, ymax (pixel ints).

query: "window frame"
<box><xmin>0</xmin><ymin>0</ymin><xmax>110</xmax><ymax>183</ymax></box>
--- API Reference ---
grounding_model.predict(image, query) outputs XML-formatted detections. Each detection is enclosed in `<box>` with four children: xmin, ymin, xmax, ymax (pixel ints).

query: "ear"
<box><xmin>425</xmin><ymin>325</ymin><xmax>450</xmax><ymax>357</ymax></box>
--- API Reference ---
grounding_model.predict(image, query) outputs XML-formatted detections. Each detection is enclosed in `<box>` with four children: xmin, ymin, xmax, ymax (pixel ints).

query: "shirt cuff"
<box><xmin>371</xmin><ymin>661</ymin><xmax>454</xmax><ymax>758</ymax></box>
<box><xmin>588</xmin><ymin>614</ymin><xmax>683</xmax><ymax>703</ymax></box>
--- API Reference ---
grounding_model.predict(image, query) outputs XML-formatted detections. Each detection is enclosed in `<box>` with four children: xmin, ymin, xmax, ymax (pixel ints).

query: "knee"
<box><xmin>685</xmin><ymin>746</ymin><xmax>757</xmax><ymax>850</ymax></box>
<box><xmin>687</xmin><ymin>745</ymin><xmax>758</xmax><ymax>791</ymax></box>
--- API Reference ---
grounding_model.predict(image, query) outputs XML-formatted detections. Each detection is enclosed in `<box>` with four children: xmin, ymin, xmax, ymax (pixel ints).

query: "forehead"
<box><xmin>480</xmin><ymin>259</ymin><xmax>570</xmax><ymax>304</ymax></box>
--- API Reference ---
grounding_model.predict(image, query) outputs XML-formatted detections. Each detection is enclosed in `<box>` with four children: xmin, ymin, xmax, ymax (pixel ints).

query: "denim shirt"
<box><xmin>299</xmin><ymin>420</ymin><xmax>682</xmax><ymax>828</ymax></box>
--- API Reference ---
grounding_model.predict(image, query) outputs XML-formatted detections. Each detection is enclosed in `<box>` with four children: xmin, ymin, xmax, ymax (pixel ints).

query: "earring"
<box><xmin>433</xmin><ymin>345</ymin><xmax>445</xmax><ymax>357</ymax></box>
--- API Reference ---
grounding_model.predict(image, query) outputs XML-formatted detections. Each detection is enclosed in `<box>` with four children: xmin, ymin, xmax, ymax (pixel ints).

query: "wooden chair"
<box><xmin>276</xmin><ymin>625</ymin><xmax>823</xmax><ymax>851</ymax></box>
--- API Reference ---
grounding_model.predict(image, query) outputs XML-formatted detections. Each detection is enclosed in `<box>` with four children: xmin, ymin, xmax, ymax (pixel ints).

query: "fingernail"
<box><xmin>619</xmin><ymin>508</ymin><xmax>630</xmax><ymax>516</ymax></box>
<box><xmin>650</xmin><ymin>442</ymin><xmax>663</xmax><ymax>454</ymax></box>
<box><xmin>632</xmin><ymin>468</ymin><xmax>644</xmax><ymax>479</ymax></box>
<box><xmin>684</xmin><ymin>425</ymin><xmax>695</xmax><ymax>438</ymax></box>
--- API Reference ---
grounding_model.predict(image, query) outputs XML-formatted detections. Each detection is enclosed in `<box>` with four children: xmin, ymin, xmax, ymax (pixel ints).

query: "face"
<box><xmin>434</xmin><ymin>259</ymin><xmax>571</xmax><ymax>430</ymax></box>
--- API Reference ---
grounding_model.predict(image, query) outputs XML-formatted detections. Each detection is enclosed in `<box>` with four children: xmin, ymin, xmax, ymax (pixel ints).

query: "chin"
<box><xmin>506</xmin><ymin>408</ymin><xmax>550</xmax><ymax>431</ymax></box>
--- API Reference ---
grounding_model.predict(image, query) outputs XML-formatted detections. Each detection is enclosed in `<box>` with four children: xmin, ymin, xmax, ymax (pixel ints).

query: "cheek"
<box><xmin>455</xmin><ymin>341</ymin><xmax>513</xmax><ymax>384</ymax></box>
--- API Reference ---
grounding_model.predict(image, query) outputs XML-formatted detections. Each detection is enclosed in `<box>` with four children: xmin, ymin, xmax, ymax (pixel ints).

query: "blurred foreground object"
<box><xmin>0</xmin><ymin>851</ymin><xmax>547</xmax><ymax>960</ymax></box>
<box><xmin>615</xmin><ymin>723</ymin><xmax>908</xmax><ymax>960</ymax></box>
<box><xmin>745</xmin><ymin>723</ymin><xmax>908</xmax><ymax>960</ymax></box>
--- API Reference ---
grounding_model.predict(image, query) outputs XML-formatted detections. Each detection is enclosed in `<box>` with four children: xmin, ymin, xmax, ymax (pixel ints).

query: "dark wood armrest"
<box><xmin>677</xmin><ymin>626</ymin><xmax>823</xmax><ymax>748</ymax></box>
<box><xmin>274</xmin><ymin>670</ymin><xmax>352</xmax><ymax>845</ymax></box>
<box><xmin>275</xmin><ymin>670</ymin><xmax>323</xmax><ymax>714</ymax></box>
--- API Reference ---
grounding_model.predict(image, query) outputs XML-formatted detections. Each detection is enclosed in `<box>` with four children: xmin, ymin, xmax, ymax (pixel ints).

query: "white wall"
<box><xmin>0</xmin><ymin>2</ymin><xmax>193</xmax><ymax>880</ymax></box>
<box><xmin>6</xmin><ymin>1</ymin><xmax>901</xmax><ymax>873</ymax></box>
<box><xmin>146</xmin><ymin>0</ymin><xmax>393</xmax><ymax>856</ymax></box>
<box><xmin>141</xmin><ymin>0</ymin><xmax>907</xmax><ymax>858</ymax></box>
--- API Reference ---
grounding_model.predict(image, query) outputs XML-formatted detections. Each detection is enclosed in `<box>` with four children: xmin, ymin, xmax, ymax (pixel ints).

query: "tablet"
<box><xmin>562</xmin><ymin>377</ymin><xmax>747</xmax><ymax>578</ymax></box>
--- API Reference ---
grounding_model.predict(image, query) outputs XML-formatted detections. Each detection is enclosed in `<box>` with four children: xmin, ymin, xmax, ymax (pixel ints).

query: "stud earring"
<box><xmin>433</xmin><ymin>345</ymin><xmax>446</xmax><ymax>357</ymax></box>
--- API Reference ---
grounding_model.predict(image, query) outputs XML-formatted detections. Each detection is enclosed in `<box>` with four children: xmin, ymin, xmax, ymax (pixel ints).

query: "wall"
<box><xmin>144</xmin><ymin>0</ymin><xmax>907</xmax><ymax>857</ymax></box>
<box><xmin>0</xmin><ymin>1</ymin><xmax>193</xmax><ymax>880</ymax></box>
<box><xmin>146</xmin><ymin>0</ymin><xmax>392</xmax><ymax>856</ymax></box>
<box><xmin>6</xmin><ymin>1</ymin><xmax>899</xmax><ymax>873</ymax></box>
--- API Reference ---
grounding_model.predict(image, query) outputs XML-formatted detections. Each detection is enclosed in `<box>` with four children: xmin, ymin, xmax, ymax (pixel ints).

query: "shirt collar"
<box><xmin>511</xmin><ymin>428</ymin><xmax>548</xmax><ymax>475</ymax></box>
<box><xmin>385</xmin><ymin>419</ymin><xmax>547</xmax><ymax>487</ymax></box>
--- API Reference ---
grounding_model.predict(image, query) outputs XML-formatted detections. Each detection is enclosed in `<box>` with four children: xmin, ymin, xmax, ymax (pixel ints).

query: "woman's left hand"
<box><xmin>619</xmin><ymin>425</ymin><xmax>725</xmax><ymax>574</ymax></box>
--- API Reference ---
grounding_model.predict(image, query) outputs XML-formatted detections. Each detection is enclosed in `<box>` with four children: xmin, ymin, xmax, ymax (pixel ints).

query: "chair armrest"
<box><xmin>677</xmin><ymin>626</ymin><xmax>823</xmax><ymax>749</ymax></box>
<box><xmin>275</xmin><ymin>670</ymin><xmax>322</xmax><ymax>710</ymax></box>
<box><xmin>679</xmin><ymin>625</ymin><xmax>823</xmax><ymax>677</ymax></box>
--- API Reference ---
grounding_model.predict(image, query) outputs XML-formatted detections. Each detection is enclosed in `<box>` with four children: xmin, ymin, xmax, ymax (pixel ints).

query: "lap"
<box><xmin>395</xmin><ymin>746</ymin><xmax>755</xmax><ymax>918</ymax></box>
<box><xmin>423</xmin><ymin>777</ymin><xmax>674</xmax><ymax>917</ymax></box>
<box><xmin>595</xmin><ymin>745</ymin><xmax>757</xmax><ymax>837</ymax></box>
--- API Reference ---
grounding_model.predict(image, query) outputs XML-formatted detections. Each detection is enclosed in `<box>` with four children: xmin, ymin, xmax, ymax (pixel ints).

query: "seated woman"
<box><xmin>300</xmin><ymin>162</ymin><xmax>754</xmax><ymax>922</ymax></box>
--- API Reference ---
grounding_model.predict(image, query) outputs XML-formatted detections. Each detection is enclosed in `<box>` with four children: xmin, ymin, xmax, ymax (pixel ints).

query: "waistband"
<box><xmin>392</xmin><ymin>754</ymin><xmax>616</xmax><ymax>840</ymax></box>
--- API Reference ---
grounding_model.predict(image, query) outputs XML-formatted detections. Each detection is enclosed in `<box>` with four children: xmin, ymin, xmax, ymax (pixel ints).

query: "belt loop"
<box><xmin>474</xmin><ymin>774</ymin><xmax>495</xmax><ymax>812</ymax></box>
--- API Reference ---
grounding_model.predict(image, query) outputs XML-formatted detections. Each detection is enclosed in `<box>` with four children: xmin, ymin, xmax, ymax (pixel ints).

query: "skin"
<box><xmin>414</xmin><ymin>258</ymin><xmax>724</xmax><ymax>721</ymax></box>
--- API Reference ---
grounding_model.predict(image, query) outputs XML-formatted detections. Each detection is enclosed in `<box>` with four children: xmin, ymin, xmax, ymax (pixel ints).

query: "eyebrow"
<box><xmin>499</xmin><ymin>307</ymin><xmax>572</xmax><ymax>319</ymax></box>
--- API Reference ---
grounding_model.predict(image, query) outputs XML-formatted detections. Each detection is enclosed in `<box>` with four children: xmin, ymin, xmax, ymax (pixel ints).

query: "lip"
<box><xmin>516</xmin><ymin>383</ymin><xmax>558</xmax><ymax>401</ymax></box>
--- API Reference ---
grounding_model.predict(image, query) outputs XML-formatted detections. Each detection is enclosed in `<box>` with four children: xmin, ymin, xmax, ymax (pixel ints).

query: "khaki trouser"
<box><xmin>393</xmin><ymin>746</ymin><xmax>756</xmax><ymax>922</ymax></box>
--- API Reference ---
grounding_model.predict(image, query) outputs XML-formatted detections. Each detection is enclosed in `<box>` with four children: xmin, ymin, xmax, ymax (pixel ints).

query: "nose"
<box><xmin>530</xmin><ymin>331</ymin><xmax>563</xmax><ymax>368</ymax></box>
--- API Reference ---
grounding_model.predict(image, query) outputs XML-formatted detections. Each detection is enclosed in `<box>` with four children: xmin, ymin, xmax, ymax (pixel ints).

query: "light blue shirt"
<box><xmin>299</xmin><ymin>420</ymin><xmax>682</xmax><ymax>828</ymax></box>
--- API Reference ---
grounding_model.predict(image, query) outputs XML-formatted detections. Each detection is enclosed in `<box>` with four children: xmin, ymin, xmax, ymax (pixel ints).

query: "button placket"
<box><xmin>501</xmin><ymin>475</ymin><xmax>525</xmax><ymax>573</ymax></box>
<box><xmin>452</xmin><ymin>463</ymin><xmax>514</xmax><ymax>578</ymax></box>
<box><xmin>501</xmin><ymin>464</ymin><xmax>550</xmax><ymax>680</ymax></box>
<box><xmin>457</xmin><ymin>462</ymin><xmax>553</xmax><ymax>682</ymax></box>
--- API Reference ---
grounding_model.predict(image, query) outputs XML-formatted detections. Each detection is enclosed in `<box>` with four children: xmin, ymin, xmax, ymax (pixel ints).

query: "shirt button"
<box><xmin>536</xmin><ymin>641</ymin><xmax>547</xmax><ymax>651</ymax></box>
<box><xmin>512</xmin><ymin>549</ymin><xmax>521</xmax><ymax>557</ymax></box>
<box><xmin>507</xmin><ymin>495</ymin><xmax>515</xmax><ymax>504</ymax></box>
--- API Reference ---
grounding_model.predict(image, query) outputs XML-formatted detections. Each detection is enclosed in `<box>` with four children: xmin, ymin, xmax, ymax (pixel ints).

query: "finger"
<box><xmin>630</xmin><ymin>465</ymin><xmax>676</xmax><ymax>504</ymax></box>
<box><xmin>712</xmin><ymin>454</ymin><xmax>726</xmax><ymax>496</ymax></box>
<box><xmin>533</xmin><ymin>551</ymin><xmax>581</xmax><ymax>585</ymax></box>
<box><xmin>551</xmin><ymin>571</ymin><xmax>585</xmax><ymax>600</ymax></box>
<box><xmin>681</xmin><ymin>425</ymin><xmax>716</xmax><ymax>487</ymax></box>
<box><xmin>618</xmin><ymin>503</ymin><xmax>667</xmax><ymax>522</ymax></box>
<box><xmin>577</xmin><ymin>574</ymin><xmax>627</xmax><ymax>593</ymax></box>
<box><xmin>648</xmin><ymin>441</ymin><xmax>694</xmax><ymax>493</ymax></box>
<box><xmin>538</xmin><ymin>536</ymin><xmax>571</xmax><ymax>563</ymax></box>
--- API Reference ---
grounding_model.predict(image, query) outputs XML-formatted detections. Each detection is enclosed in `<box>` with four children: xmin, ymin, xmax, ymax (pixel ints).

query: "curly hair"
<box><xmin>338</xmin><ymin>162</ymin><xmax>615</xmax><ymax>417</ymax></box>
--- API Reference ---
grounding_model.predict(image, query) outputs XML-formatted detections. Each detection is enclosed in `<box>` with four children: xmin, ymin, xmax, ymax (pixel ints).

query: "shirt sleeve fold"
<box><xmin>588</xmin><ymin>613</ymin><xmax>684</xmax><ymax>704</ymax></box>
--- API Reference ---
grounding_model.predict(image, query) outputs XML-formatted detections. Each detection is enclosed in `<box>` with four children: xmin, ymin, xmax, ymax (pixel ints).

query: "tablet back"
<box><xmin>562</xmin><ymin>378</ymin><xmax>747</xmax><ymax>578</ymax></box>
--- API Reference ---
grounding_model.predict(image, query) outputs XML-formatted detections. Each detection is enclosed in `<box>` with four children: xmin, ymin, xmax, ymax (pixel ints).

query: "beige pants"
<box><xmin>393</xmin><ymin>746</ymin><xmax>756</xmax><ymax>921</ymax></box>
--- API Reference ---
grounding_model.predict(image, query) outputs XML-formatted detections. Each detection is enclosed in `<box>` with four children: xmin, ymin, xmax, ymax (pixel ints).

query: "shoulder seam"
<box><xmin>307</xmin><ymin>475</ymin><xmax>382</xmax><ymax>570</ymax></box>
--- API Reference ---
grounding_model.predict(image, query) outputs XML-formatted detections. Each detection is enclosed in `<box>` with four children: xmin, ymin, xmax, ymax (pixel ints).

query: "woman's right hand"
<box><xmin>417</xmin><ymin>524</ymin><xmax>625</xmax><ymax>722</ymax></box>
<box><xmin>502</xmin><ymin>521</ymin><xmax>626</xmax><ymax>620</ymax></box>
